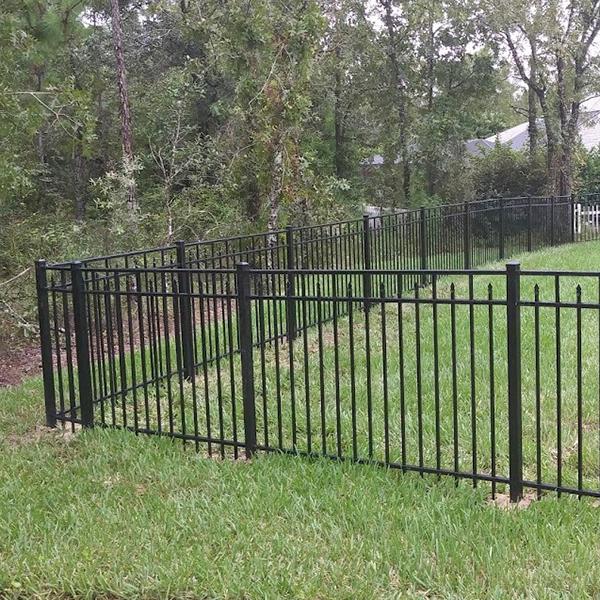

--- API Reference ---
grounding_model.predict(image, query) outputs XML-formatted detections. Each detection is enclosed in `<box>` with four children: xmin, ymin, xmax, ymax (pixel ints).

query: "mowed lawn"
<box><xmin>3</xmin><ymin>242</ymin><xmax>600</xmax><ymax>598</ymax></box>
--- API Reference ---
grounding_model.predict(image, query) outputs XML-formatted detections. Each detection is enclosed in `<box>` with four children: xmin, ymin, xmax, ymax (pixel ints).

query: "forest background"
<box><xmin>2</xmin><ymin>0</ymin><xmax>600</xmax><ymax>356</ymax></box>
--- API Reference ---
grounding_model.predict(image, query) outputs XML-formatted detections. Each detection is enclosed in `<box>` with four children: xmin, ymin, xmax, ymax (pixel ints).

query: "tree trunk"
<box><xmin>164</xmin><ymin>185</ymin><xmax>174</xmax><ymax>242</ymax></box>
<box><xmin>68</xmin><ymin>44</ymin><xmax>87</xmax><ymax>222</ymax></box>
<box><xmin>527</xmin><ymin>35</ymin><xmax>538</xmax><ymax>159</ymax></box>
<box><xmin>334</xmin><ymin>57</ymin><xmax>344</xmax><ymax>179</ymax></box>
<box><xmin>401</xmin><ymin>142</ymin><xmax>411</xmax><ymax>203</ymax></box>
<box><xmin>381</xmin><ymin>0</ymin><xmax>411</xmax><ymax>204</ymax></box>
<box><xmin>110</xmin><ymin>0</ymin><xmax>137</xmax><ymax>212</ymax></box>
<box><xmin>74</xmin><ymin>128</ymin><xmax>86</xmax><ymax>221</ymax></box>
<box><xmin>333</xmin><ymin>4</ymin><xmax>344</xmax><ymax>179</ymax></box>
<box><xmin>35</xmin><ymin>71</ymin><xmax>46</xmax><ymax>166</ymax></box>
<box><xmin>560</xmin><ymin>102</ymin><xmax>581</xmax><ymax>197</ymax></box>
<box><xmin>536</xmin><ymin>91</ymin><xmax>560</xmax><ymax>193</ymax></box>
<box><xmin>555</xmin><ymin>51</ymin><xmax>579</xmax><ymax>197</ymax></box>
<box><xmin>425</xmin><ymin>8</ymin><xmax>435</xmax><ymax>197</ymax></box>
<box><xmin>267</xmin><ymin>142</ymin><xmax>284</xmax><ymax>252</ymax></box>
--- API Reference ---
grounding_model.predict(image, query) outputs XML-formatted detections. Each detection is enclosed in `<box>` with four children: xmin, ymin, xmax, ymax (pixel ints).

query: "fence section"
<box><xmin>245</xmin><ymin>267</ymin><xmax>600</xmax><ymax>499</ymax></box>
<box><xmin>36</xmin><ymin>192</ymin><xmax>600</xmax><ymax>500</ymax></box>
<box><xmin>46</xmin><ymin>194</ymin><xmax>590</xmax><ymax>273</ymax></box>
<box><xmin>36</xmin><ymin>262</ymin><xmax>246</xmax><ymax>456</ymax></box>
<box><xmin>248</xmin><ymin>267</ymin><xmax>511</xmax><ymax>494</ymax></box>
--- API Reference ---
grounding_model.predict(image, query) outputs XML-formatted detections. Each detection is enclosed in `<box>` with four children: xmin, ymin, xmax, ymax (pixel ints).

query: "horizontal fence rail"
<box><xmin>36</xmin><ymin>193</ymin><xmax>600</xmax><ymax>501</ymax></box>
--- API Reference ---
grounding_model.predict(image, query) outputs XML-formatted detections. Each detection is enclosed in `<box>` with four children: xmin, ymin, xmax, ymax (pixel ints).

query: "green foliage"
<box><xmin>469</xmin><ymin>144</ymin><xmax>548</xmax><ymax>199</ymax></box>
<box><xmin>1</xmin><ymin>0</ymin><xmax>597</xmax><ymax>344</ymax></box>
<box><xmin>578</xmin><ymin>148</ymin><xmax>600</xmax><ymax>194</ymax></box>
<box><xmin>0</xmin><ymin>0</ymin><xmax>523</xmax><ymax>261</ymax></box>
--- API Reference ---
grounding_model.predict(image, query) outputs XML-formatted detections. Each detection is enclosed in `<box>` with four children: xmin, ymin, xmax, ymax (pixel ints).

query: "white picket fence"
<box><xmin>575</xmin><ymin>202</ymin><xmax>600</xmax><ymax>234</ymax></box>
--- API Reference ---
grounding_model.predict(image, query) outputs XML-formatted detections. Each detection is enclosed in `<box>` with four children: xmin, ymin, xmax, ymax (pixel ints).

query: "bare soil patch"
<box><xmin>488</xmin><ymin>492</ymin><xmax>538</xmax><ymax>510</ymax></box>
<box><xmin>0</xmin><ymin>340</ymin><xmax>41</xmax><ymax>388</ymax></box>
<box><xmin>4</xmin><ymin>424</ymin><xmax>77</xmax><ymax>448</ymax></box>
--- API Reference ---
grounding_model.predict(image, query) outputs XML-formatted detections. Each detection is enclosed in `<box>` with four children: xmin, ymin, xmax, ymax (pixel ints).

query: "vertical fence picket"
<box><xmin>71</xmin><ymin>261</ymin><xmax>94</xmax><ymax>428</ymax></box>
<box><xmin>419</xmin><ymin>207</ymin><xmax>427</xmax><ymax>285</ymax></box>
<box><xmin>36</xmin><ymin>260</ymin><xmax>57</xmax><ymax>427</ymax></box>
<box><xmin>362</xmin><ymin>214</ymin><xmax>372</xmax><ymax>312</ymax></box>
<box><xmin>506</xmin><ymin>261</ymin><xmax>523</xmax><ymax>502</ymax></box>
<box><xmin>176</xmin><ymin>241</ymin><xmax>195</xmax><ymax>380</ymax></box>
<box><xmin>499</xmin><ymin>197</ymin><xmax>505</xmax><ymax>260</ymax></box>
<box><xmin>550</xmin><ymin>195</ymin><xmax>556</xmax><ymax>246</ymax></box>
<box><xmin>285</xmin><ymin>225</ymin><xmax>297</xmax><ymax>341</ymax></box>
<box><xmin>236</xmin><ymin>263</ymin><xmax>257</xmax><ymax>459</ymax></box>
<box><xmin>571</xmin><ymin>193</ymin><xmax>576</xmax><ymax>243</ymax></box>
<box><xmin>463</xmin><ymin>202</ymin><xmax>471</xmax><ymax>270</ymax></box>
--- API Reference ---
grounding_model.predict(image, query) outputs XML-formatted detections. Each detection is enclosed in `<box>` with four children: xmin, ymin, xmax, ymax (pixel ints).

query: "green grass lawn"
<box><xmin>3</xmin><ymin>242</ymin><xmax>600</xmax><ymax>598</ymax></box>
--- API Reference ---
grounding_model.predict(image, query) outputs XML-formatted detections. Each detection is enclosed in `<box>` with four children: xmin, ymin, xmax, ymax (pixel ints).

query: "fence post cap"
<box><xmin>506</xmin><ymin>260</ymin><xmax>521</xmax><ymax>270</ymax></box>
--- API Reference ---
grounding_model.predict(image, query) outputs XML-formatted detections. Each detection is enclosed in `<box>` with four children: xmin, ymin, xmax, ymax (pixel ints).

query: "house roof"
<box><xmin>579</xmin><ymin>110</ymin><xmax>600</xmax><ymax>149</ymax></box>
<box><xmin>471</xmin><ymin>110</ymin><xmax>600</xmax><ymax>154</ymax></box>
<box><xmin>464</xmin><ymin>138</ymin><xmax>494</xmax><ymax>156</ymax></box>
<box><xmin>362</xmin><ymin>102</ymin><xmax>600</xmax><ymax>166</ymax></box>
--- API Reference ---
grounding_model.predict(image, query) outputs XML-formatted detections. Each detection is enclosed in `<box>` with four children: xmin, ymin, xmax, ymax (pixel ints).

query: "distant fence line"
<box><xmin>36</xmin><ymin>193</ymin><xmax>600</xmax><ymax>502</ymax></box>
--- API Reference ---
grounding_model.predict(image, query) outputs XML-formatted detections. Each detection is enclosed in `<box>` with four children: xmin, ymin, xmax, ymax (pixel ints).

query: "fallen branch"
<box><xmin>0</xmin><ymin>267</ymin><xmax>32</xmax><ymax>289</ymax></box>
<box><xmin>0</xmin><ymin>295</ymin><xmax>38</xmax><ymax>336</ymax></box>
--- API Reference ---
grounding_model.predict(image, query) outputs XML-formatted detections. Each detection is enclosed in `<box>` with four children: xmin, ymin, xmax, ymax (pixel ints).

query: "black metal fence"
<box><xmin>36</xmin><ymin>193</ymin><xmax>600</xmax><ymax>501</ymax></box>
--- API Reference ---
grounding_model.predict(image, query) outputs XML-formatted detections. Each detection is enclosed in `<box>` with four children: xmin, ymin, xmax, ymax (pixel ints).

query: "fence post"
<box><xmin>236</xmin><ymin>262</ymin><xmax>257</xmax><ymax>459</ymax></box>
<box><xmin>419</xmin><ymin>206</ymin><xmax>428</xmax><ymax>285</ymax></box>
<box><xmin>550</xmin><ymin>195</ymin><xmax>556</xmax><ymax>246</ymax></box>
<box><xmin>35</xmin><ymin>260</ymin><xmax>57</xmax><ymax>427</ymax></box>
<box><xmin>463</xmin><ymin>202</ymin><xmax>471</xmax><ymax>270</ymax></box>
<box><xmin>71</xmin><ymin>261</ymin><xmax>94</xmax><ymax>428</ymax></box>
<box><xmin>527</xmin><ymin>196</ymin><xmax>533</xmax><ymax>252</ymax></box>
<box><xmin>285</xmin><ymin>225</ymin><xmax>297</xmax><ymax>340</ymax></box>
<box><xmin>499</xmin><ymin>197</ymin><xmax>505</xmax><ymax>260</ymax></box>
<box><xmin>570</xmin><ymin>193</ymin><xmax>576</xmax><ymax>243</ymax></box>
<box><xmin>506</xmin><ymin>260</ymin><xmax>523</xmax><ymax>502</ymax></box>
<box><xmin>362</xmin><ymin>214</ymin><xmax>372</xmax><ymax>312</ymax></box>
<box><xmin>176</xmin><ymin>240</ymin><xmax>195</xmax><ymax>380</ymax></box>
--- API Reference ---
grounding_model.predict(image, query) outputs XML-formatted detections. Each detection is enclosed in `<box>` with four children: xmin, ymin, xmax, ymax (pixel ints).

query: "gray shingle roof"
<box><xmin>362</xmin><ymin>105</ymin><xmax>600</xmax><ymax>165</ymax></box>
<box><xmin>473</xmin><ymin>111</ymin><xmax>600</xmax><ymax>154</ymax></box>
